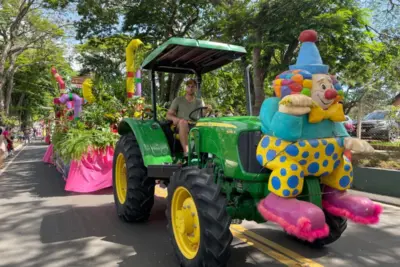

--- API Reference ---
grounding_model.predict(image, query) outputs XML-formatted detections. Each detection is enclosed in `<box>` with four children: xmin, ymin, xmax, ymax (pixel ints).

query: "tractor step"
<box><xmin>147</xmin><ymin>164</ymin><xmax>181</xmax><ymax>179</ymax></box>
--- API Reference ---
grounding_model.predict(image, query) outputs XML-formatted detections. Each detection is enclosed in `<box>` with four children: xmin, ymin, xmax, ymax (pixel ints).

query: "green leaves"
<box><xmin>53</xmin><ymin>128</ymin><xmax>119</xmax><ymax>162</ymax></box>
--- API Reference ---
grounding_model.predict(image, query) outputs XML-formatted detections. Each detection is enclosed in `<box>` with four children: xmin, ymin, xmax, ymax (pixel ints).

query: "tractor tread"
<box><xmin>166</xmin><ymin>167</ymin><xmax>232</xmax><ymax>267</ymax></box>
<box><xmin>113</xmin><ymin>132</ymin><xmax>155</xmax><ymax>223</ymax></box>
<box><xmin>309</xmin><ymin>210</ymin><xmax>347</xmax><ymax>248</ymax></box>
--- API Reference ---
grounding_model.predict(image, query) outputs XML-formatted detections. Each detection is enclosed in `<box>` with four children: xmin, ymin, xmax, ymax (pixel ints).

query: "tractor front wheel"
<box><xmin>308</xmin><ymin>210</ymin><xmax>347</xmax><ymax>248</ymax></box>
<box><xmin>166</xmin><ymin>167</ymin><xmax>232</xmax><ymax>267</ymax></box>
<box><xmin>113</xmin><ymin>132</ymin><xmax>155</xmax><ymax>222</ymax></box>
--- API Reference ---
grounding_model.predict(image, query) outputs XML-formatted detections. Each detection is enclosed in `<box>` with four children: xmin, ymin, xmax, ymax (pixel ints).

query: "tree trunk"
<box><xmin>252</xmin><ymin>46</ymin><xmax>266</xmax><ymax>116</ymax></box>
<box><xmin>158</xmin><ymin>72</ymin><xmax>165</xmax><ymax>101</ymax></box>
<box><xmin>169</xmin><ymin>74</ymin><xmax>185</xmax><ymax>102</ymax></box>
<box><xmin>5</xmin><ymin>73</ymin><xmax>15</xmax><ymax>115</ymax></box>
<box><xmin>0</xmin><ymin>42</ymin><xmax>12</xmax><ymax>110</ymax></box>
<box><xmin>4</xmin><ymin>54</ymin><xmax>19</xmax><ymax>115</ymax></box>
<box><xmin>163</xmin><ymin>73</ymin><xmax>173</xmax><ymax>104</ymax></box>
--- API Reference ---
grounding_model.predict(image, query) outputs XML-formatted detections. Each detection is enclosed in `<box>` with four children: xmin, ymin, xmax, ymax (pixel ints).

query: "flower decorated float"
<box><xmin>256</xmin><ymin>30</ymin><xmax>382</xmax><ymax>242</ymax></box>
<box><xmin>43</xmin><ymin>39</ymin><xmax>152</xmax><ymax>193</ymax></box>
<box><xmin>43</xmin><ymin>66</ymin><xmax>116</xmax><ymax>192</ymax></box>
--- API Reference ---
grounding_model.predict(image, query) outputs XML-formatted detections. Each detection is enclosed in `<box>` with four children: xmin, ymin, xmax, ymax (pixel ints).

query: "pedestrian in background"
<box><xmin>0</xmin><ymin>128</ymin><xmax>6</xmax><ymax>168</ymax></box>
<box><xmin>24</xmin><ymin>128</ymin><xmax>31</xmax><ymax>144</ymax></box>
<box><xmin>3</xmin><ymin>127</ymin><xmax>13</xmax><ymax>157</ymax></box>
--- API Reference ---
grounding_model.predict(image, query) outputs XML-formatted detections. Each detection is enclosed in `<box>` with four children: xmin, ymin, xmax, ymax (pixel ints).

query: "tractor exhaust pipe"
<box><xmin>245</xmin><ymin>64</ymin><xmax>253</xmax><ymax>116</ymax></box>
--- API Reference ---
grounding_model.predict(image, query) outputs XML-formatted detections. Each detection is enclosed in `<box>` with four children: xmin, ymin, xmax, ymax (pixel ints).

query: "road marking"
<box><xmin>154</xmin><ymin>185</ymin><xmax>323</xmax><ymax>266</ymax></box>
<box><xmin>231</xmin><ymin>224</ymin><xmax>324</xmax><ymax>267</ymax></box>
<box><xmin>230</xmin><ymin>227</ymin><xmax>301</xmax><ymax>266</ymax></box>
<box><xmin>0</xmin><ymin>145</ymin><xmax>26</xmax><ymax>176</ymax></box>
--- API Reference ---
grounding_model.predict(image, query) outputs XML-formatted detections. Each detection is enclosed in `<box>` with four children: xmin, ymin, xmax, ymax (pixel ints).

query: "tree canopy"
<box><xmin>1</xmin><ymin>0</ymin><xmax>399</xmax><ymax>128</ymax></box>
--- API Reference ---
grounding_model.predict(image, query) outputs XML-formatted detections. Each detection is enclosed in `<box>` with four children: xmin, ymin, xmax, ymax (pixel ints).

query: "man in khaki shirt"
<box><xmin>166</xmin><ymin>79</ymin><xmax>211</xmax><ymax>157</ymax></box>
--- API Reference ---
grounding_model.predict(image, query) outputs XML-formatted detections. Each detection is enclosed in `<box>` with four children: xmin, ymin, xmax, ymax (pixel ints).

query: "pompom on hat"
<box><xmin>289</xmin><ymin>30</ymin><xmax>329</xmax><ymax>74</ymax></box>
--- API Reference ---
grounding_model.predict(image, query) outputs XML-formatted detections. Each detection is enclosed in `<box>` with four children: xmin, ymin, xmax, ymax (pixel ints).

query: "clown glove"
<box><xmin>279</xmin><ymin>94</ymin><xmax>313</xmax><ymax>115</ymax></box>
<box><xmin>344</xmin><ymin>137</ymin><xmax>375</xmax><ymax>154</ymax></box>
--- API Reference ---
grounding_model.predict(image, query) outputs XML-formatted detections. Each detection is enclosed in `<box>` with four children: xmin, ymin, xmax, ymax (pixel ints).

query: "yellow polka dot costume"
<box><xmin>257</xmin><ymin>136</ymin><xmax>353</xmax><ymax>198</ymax></box>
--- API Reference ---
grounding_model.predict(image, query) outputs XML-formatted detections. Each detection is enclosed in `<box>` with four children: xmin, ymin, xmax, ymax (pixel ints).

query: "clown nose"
<box><xmin>324</xmin><ymin>89</ymin><xmax>337</xmax><ymax>100</ymax></box>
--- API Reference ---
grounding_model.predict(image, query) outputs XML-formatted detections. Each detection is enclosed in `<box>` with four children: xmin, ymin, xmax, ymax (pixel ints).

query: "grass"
<box><xmin>352</xmin><ymin>150</ymin><xmax>400</xmax><ymax>170</ymax></box>
<box><xmin>370</xmin><ymin>141</ymin><xmax>400</xmax><ymax>147</ymax></box>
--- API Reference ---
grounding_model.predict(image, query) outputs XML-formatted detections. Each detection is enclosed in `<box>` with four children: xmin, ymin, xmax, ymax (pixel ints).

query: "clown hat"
<box><xmin>289</xmin><ymin>30</ymin><xmax>329</xmax><ymax>74</ymax></box>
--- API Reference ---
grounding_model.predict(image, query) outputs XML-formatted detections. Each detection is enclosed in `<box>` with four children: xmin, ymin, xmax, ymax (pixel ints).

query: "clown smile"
<box><xmin>318</xmin><ymin>95</ymin><xmax>331</xmax><ymax>105</ymax></box>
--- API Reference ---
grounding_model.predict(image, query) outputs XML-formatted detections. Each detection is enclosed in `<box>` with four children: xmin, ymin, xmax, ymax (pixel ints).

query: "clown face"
<box><xmin>311</xmin><ymin>74</ymin><xmax>338</xmax><ymax>110</ymax></box>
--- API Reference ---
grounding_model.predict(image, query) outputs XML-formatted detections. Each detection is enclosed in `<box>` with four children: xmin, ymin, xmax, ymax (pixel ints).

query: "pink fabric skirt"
<box><xmin>42</xmin><ymin>144</ymin><xmax>54</xmax><ymax>164</ymax></box>
<box><xmin>64</xmin><ymin>146</ymin><xmax>114</xmax><ymax>193</ymax></box>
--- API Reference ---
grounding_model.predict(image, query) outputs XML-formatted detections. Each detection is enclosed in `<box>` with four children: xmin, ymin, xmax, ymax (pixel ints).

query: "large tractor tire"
<box><xmin>166</xmin><ymin>167</ymin><xmax>232</xmax><ymax>267</ymax></box>
<box><xmin>113</xmin><ymin>132</ymin><xmax>155</xmax><ymax>222</ymax></box>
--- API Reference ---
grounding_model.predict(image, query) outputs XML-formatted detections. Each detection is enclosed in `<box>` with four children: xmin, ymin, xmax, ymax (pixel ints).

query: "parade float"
<box><xmin>256</xmin><ymin>30</ymin><xmax>382</xmax><ymax>242</ymax></box>
<box><xmin>110</xmin><ymin>33</ymin><xmax>382</xmax><ymax>267</ymax></box>
<box><xmin>43</xmin><ymin>39</ymin><xmax>150</xmax><ymax>193</ymax></box>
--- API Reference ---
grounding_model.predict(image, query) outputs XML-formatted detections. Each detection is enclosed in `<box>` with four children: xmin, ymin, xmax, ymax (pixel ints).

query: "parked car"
<box><xmin>353</xmin><ymin>110</ymin><xmax>400</xmax><ymax>141</ymax></box>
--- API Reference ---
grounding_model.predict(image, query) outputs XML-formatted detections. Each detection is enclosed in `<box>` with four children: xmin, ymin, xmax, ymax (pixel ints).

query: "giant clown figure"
<box><xmin>256</xmin><ymin>30</ymin><xmax>382</xmax><ymax>242</ymax></box>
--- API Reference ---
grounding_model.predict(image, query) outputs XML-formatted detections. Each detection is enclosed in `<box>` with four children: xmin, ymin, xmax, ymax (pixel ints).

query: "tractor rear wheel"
<box><xmin>166</xmin><ymin>167</ymin><xmax>232</xmax><ymax>267</ymax></box>
<box><xmin>113</xmin><ymin>132</ymin><xmax>155</xmax><ymax>222</ymax></box>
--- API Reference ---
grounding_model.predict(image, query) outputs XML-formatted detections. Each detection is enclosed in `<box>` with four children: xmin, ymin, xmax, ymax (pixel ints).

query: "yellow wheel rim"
<box><xmin>171</xmin><ymin>186</ymin><xmax>201</xmax><ymax>260</ymax></box>
<box><xmin>115</xmin><ymin>153</ymin><xmax>128</xmax><ymax>204</ymax></box>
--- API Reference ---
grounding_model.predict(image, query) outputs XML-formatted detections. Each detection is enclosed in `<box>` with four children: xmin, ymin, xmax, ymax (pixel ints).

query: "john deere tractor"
<box><xmin>113</xmin><ymin>38</ymin><xmax>346</xmax><ymax>267</ymax></box>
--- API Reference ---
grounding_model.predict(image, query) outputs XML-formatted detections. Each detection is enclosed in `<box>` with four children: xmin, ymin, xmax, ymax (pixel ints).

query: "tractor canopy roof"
<box><xmin>141</xmin><ymin>37</ymin><xmax>247</xmax><ymax>74</ymax></box>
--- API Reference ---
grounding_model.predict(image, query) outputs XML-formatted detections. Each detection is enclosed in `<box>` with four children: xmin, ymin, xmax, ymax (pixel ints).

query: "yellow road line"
<box><xmin>230</xmin><ymin>226</ymin><xmax>301</xmax><ymax>266</ymax></box>
<box><xmin>154</xmin><ymin>185</ymin><xmax>323</xmax><ymax>267</ymax></box>
<box><xmin>231</xmin><ymin>224</ymin><xmax>324</xmax><ymax>267</ymax></box>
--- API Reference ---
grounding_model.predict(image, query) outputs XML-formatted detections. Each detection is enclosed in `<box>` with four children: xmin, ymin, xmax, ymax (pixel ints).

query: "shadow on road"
<box><xmin>38</xmin><ymin>197</ymin><xmax>279</xmax><ymax>267</ymax></box>
<box><xmin>3</xmin><ymin>142</ymin><xmax>400</xmax><ymax>267</ymax></box>
<box><xmin>0</xmin><ymin>143</ymin><xmax>112</xmax><ymax>199</ymax></box>
<box><xmin>251</xmin><ymin>220</ymin><xmax>400</xmax><ymax>266</ymax></box>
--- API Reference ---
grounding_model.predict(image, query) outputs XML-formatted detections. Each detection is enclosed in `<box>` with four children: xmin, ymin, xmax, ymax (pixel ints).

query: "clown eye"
<box><xmin>322</xmin><ymin>84</ymin><xmax>326</xmax><ymax>90</ymax></box>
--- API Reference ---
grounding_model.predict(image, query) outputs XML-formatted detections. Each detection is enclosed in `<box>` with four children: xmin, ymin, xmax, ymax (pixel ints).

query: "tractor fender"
<box><xmin>118</xmin><ymin>118</ymin><xmax>173</xmax><ymax>166</ymax></box>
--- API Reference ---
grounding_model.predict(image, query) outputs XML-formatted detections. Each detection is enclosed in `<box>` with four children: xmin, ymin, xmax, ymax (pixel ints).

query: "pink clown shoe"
<box><xmin>322</xmin><ymin>186</ymin><xmax>382</xmax><ymax>224</ymax></box>
<box><xmin>258</xmin><ymin>194</ymin><xmax>329</xmax><ymax>242</ymax></box>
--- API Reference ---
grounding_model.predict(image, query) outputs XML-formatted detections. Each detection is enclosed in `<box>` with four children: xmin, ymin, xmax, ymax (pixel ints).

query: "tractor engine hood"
<box><xmin>193</xmin><ymin>116</ymin><xmax>268</xmax><ymax>181</ymax></box>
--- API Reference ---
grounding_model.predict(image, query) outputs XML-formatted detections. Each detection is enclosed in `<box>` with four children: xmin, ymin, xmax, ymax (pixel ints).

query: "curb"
<box><xmin>349</xmin><ymin>189</ymin><xmax>400</xmax><ymax>207</ymax></box>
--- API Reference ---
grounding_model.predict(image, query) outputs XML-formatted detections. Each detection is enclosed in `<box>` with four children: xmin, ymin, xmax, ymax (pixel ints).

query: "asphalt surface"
<box><xmin>0</xmin><ymin>141</ymin><xmax>399</xmax><ymax>267</ymax></box>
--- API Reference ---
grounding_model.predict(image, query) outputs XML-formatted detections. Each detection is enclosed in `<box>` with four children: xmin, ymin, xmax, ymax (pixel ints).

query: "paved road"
<box><xmin>0</xmin><ymin>142</ymin><xmax>399</xmax><ymax>267</ymax></box>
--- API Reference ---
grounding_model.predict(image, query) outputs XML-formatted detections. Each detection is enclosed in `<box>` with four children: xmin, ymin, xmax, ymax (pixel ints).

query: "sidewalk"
<box><xmin>349</xmin><ymin>189</ymin><xmax>400</xmax><ymax>207</ymax></box>
<box><xmin>4</xmin><ymin>142</ymin><xmax>25</xmax><ymax>159</ymax></box>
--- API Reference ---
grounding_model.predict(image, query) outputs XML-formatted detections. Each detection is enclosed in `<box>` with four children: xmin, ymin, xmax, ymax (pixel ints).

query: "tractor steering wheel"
<box><xmin>189</xmin><ymin>106</ymin><xmax>210</xmax><ymax>122</ymax></box>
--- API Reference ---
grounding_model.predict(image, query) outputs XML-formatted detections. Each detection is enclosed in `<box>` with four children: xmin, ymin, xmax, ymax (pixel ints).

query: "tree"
<box><xmin>211</xmin><ymin>0</ymin><xmax>378</xmax><ymax>115</ymax></box>
<box><xmin>70</xmin><ymin>0</ymin><xmax>217</xmax><ymax>103</ymax></box>
<box><xmin>0</xmin><ymin>0</ymin><xmax>64</xmax><ymax>114</ymax></box>
<box><xmin>339</xmin><ymin>0</ymin><xmax>400</xmax><ymax>114</ymax></box>
<box><xmin>9</xmin><ymin>42</ymin><xmax>73</xmax><ymax>127</ymax></box>
<box><xmin>75</xmin><ymin>34</ymin><xmax>133</xmax><ymax>81</ymax></box>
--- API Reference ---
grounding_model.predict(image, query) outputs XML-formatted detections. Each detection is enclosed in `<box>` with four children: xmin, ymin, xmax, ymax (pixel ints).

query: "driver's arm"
<box><xmin>166</xmin><ymin>98</ymin><xmax>181</xmax><ymax>125</ymax></box>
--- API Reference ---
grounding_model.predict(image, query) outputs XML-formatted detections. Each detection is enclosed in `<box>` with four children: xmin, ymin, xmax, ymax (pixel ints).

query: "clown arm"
<box><xmin>260</xmin><ymin>97</ymin><xmax>303</xmax><ymax>141</ymax></box>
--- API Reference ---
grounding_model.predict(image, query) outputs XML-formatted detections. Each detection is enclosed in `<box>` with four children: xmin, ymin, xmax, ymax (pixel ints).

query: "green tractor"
<box><xmin>113</xmin><ymin>38</ymin><xmax>346</xmax><ymax>267</ymax></box>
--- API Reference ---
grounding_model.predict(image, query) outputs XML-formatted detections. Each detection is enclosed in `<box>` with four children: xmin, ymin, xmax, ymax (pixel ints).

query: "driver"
<box><xmin>166</xmin><ymin>78</ymin><xmax>210</xmax><ymax>157</ymax></box>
